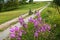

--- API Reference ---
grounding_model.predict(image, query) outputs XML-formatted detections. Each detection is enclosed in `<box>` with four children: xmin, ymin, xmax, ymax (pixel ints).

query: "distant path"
<box><xmin>0</xmin><ymin>2</ymin><xmax>50</xmax><ymax>40</ymax></box>
<box><xmin>0</xmin><ymin>5</ymin><xmax>43</xmax><ymax>30</ymax></box>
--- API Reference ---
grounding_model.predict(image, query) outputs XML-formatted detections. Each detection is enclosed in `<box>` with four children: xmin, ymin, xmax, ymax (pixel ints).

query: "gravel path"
<box><xmin>0</xmin><ymin>13</ymin><xmax>28</xmax><ymax>29</ymax></box>
<box><xmin>0</xmin><ymin>6</ymin><xmax>42</xmax><ymax>30</ymax></box>
<box><xmin>0</xmin><ymin>2</ymin><xmax>50</xmax><ymax>40</ymax></box>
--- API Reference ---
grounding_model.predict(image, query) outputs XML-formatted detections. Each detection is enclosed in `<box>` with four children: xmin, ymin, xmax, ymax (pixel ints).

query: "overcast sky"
<box><xmin>34</xmin><ymin>0</ymin><xmax>52</xmax><ymax>1</ymax></box>
<box><xmin>4</xmin><ymin>0</ymin><xmax>52</xmax><ymax>3</ymax></box>
<box><xmin>4</xmin><ymin>0</ymin><xmax>52</xmax><ymax>1</ymax></box>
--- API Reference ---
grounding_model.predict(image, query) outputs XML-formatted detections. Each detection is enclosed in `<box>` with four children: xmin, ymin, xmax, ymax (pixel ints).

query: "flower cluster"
<box><xmin>29</xmin><ymin>11</ymin><xmax>51</xmax><ymax>38</ymax></box>
<box><xmin>19</xmin><ymin>17</ymin><xmax>28</xmax><ymax>28</ymax></box>
<box><xmin>10</xmin><ymin>26</ymin><xmax>26</xmax><ymax>40</ymax></box>
<box><xmin>10</xmin><ymin>11</ymin><xmax>51</xmax><ymax>40</ymax></box>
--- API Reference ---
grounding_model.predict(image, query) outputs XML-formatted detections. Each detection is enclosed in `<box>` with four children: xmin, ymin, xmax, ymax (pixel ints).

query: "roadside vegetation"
<box><xmin>41</xmin><ymin>2</ymin><xmax>60</xmax><ymax>40</ymax></box>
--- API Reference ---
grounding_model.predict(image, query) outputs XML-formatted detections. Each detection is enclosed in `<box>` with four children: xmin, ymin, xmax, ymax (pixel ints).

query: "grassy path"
<box><xmin>0</xmin><ymin>2</ymin><xmax>50</xmax><ymax>40</ymax></box>
<box><xmin>0</xmin><ymin>2</ymin><xmax>48</xmax><ymax>31</ymax></box>
<box><xmin>0</xmin><ymin>2</ymin><xmax>47</xmax><ymax>24</ymax></box>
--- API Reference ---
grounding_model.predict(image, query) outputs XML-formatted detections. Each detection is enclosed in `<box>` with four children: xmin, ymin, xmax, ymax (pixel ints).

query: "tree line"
<box><xmin>0</xmin><ymin>0</ymin><xmax>33</xmax><ymax>12</ymax></box>
<box><xmin>53</xmin><ymin>0</ymin><xmax>60</xmax><ymax>14</ymax></box>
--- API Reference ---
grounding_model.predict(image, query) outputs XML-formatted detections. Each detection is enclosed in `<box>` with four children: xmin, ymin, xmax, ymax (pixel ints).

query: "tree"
<box><xmin>20</xmin><ymin>0</ymin><xmax>27</xmax><ymax>4</ymax></box>
<box><xmin>53</xmin><ymin>0</ymin><xmax>60</xmax><ymax>14</ymax></box>
<box><xmin>0</xmin><ymin>0</ymin><xmax>4</xmax><ymax>11</ymax></box>
<box><xmin>14</xmin><ymin>0</ymin><xmax>19</xmax><ymax>8</ymax></box>
<box><xmin>53</xmin><ymin>0</ymin><xmax>60</xmax><ymax>6</ymax></box>
<box><xmin>29</xmin><ymin>0</ymin><xmax>33</xmax><ymax>3</ymax></box>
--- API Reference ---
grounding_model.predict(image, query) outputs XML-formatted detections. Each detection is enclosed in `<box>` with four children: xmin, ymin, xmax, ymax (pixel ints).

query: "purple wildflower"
<box><xmin>41</xmin><ymin>26</ymin><xmax>46</xmax><ymax>32</ymax></box>
<box><xmin>36</xmin><ymin>29</ymin><xmax>41</xmax><ymax>33</ymax></box>
<box><xmin>34</xmin><ymin>31</ymin><xmax>38</xmax><ymax>37</ymax></box>
<box><xmin>19</xmin><ymin>17</ymin><xmax>24</xmax><ymax>25</ymax></box>
<box><xmin>37</xmin><ymin>17</ymin><xmax>42</xmax><ymax>21</ymax></box>
<box><xmin>10</xmin><ymin>27</ymin><xmax>16</xmax><ymax>38</ymax></box>
<box><xmin>23</xmin><ymin>23</ymin><xmax>28</xmax><ymax>28</ymax></box>
<box><xmin>45</xmin><ymin>24</ymin><xmax>51</xmax><ymax>31</ymax></box>
<box><xmin>21</xmin><ymin>30</ymin><xmax>26</xmax><ymax>34</ymax></box>
<box><xmin>15</xmin><ymin>26</ymin><xmax>19</xmax><ymax>31</ymax></box>
<box><xmin>19</xmin><ymin>17</ymin><xmax>28</xmax><ymax>28</ymax></box>
<box><xmin>47</xmin><ymin>25</ymin><xmax>51</xmax><ymax>31</ymax></box>
<box><xmin>29</xmin><ymin>17</ymin><xmax>34</xmax><ymax>22</ymax></box>
<box><xmin>10</xmin><ymin>27</ymin><xmax>15</xmax><ymax>32</ymax></box>
<box><xmin>42</xmin><ymin>24</ymin><xmax>51</xmax><ymax>31</ymax></box>
<box><xmin>10</xmin><ymin>33</ymin><xmax>15</xmax><ymax>38</ymax></box>
<box><xmin>19</xmin><ymin>31</ymin><xmax>22</xmax><ymax>37</ymax></box>
<box><xmin>36</xmin><ymin>11</ymin><xmax>40</xmax><ymax>17</ymax></box>
<box><xmin>17</xmin><ymin>37</ymin><xmax>21</xmax><ymax>40</ymax></box>
<box><xmin>33</xmin><ymin>19</ymin><xmax>39</xmax><ymax>28</ymax></box>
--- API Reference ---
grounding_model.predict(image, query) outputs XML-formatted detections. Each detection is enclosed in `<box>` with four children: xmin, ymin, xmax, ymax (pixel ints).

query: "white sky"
<box><xmin>27</xmin><ymin>0</ymin><xmax>53</xmax><ymax>1</ymax></box>
<box><xmin>4</xmin><ymin>0</ymin><xmax>52</xmax><ymax>3</ymax></box>
<box><xmin>34</xmin><ymin>0</ymin><xmax>52</xmax><ymax>1</ymax></box>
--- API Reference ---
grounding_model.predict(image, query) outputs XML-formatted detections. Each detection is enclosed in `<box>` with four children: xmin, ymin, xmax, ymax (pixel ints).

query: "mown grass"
<box><xmin>0</xmin><ymin>14</ymin><xmax>30</xmax><ymax>32</ymax></box>
<box><xmin>0</xmin><ymin>2</ymin><xmax>47</xmax><ymax>24</ymax></box>
<box><xmin>41</xmin><ymin>4</ymin><xmax>60</xmax><ymax>40</ymax></box>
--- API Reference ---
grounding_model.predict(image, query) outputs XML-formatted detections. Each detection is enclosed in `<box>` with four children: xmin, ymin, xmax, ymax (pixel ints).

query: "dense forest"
<box><xmin>0</xmin><ymin>0</ymin><xmax>33</xmax><ymax>12</ymax></box>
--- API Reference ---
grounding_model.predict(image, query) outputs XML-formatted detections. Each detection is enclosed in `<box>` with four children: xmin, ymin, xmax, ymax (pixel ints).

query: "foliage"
<box><xmin>21</xmin><ymin>0</ymin><xmax>27</xmax><ymax>4</ymax></box>
<box><xmin>0</xmin><ymin>0</ymin><xmax>27</xmax><ymax>12</ymax></box>
<box><xmin>41</xmin><ymin>5</ymin><xmax>60</xmax><ymax>40</ymax></box>
<box><xmin>53</xmin><ymin>0</ymin><xmax>60</xmax><ymax>14</ymax></box>
<box><xmin>0</xmin><ymin>0</ymin><xmax>4</xmax><ymax>11</ymax></box>
<box><xmin>29</xmin><ymin>0</ymin><xmax>33</xmax><ymax>3</ymax></box>
<box><xmin>53</xmin><ymin>0</ymin><xmax>60</xmax><ymax>6</ymax></box>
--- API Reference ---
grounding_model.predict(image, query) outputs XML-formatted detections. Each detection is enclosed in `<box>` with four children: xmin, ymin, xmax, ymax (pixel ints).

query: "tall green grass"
<box><xmin>41</xmin><ymin>5</ymin><xmax>60</xmax><ymax>40</ymax></box>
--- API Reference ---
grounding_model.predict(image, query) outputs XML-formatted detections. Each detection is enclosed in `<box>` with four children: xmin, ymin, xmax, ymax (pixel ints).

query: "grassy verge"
<box><xmin>41</xmin><ymin>5</ymin><xmax>60</xmax><ymax>25</ymax></box>
<box><xmin>0</xmin><ymin>2</ymin><xmax>47</xmax><ymax>24</ymax></box>
<box><xmin>41</xmin><ymin>4</ymin><xmax>60</xmax><ymax>40</ymax></box>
